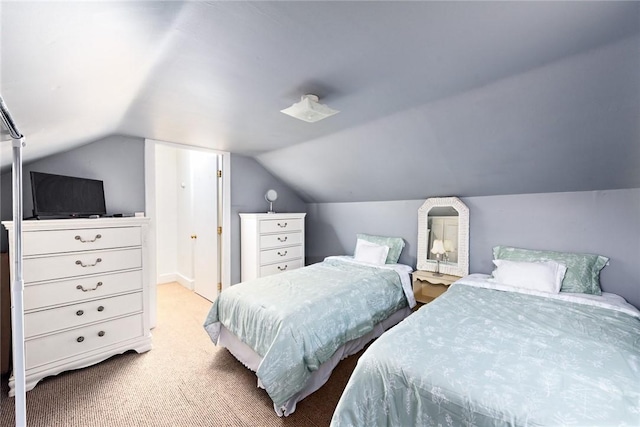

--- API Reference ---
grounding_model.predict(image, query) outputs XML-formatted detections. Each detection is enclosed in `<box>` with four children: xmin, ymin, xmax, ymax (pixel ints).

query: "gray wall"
<box><xmin>0</xmin><ymin>141</ymin><xmax>308</xmax><ymax>288</ymax></box>
<box><xmin>306</xmin><ymin>189</ymin><xmax>640</xmax><ymax>309</ymax></box>
<box><xmin>4</xmin><ymin>134</ymin><xmax>637</xmax><ymax>308</ymax></box>
<box><xmin>230</xmin><ymin>154</ymin><xmax>307</xmax><ymax>284</ymax></box>
<box><xmin>0</xmin><ymin>135</ymin><xmax>145</xmax><ymax>251</ymax></box>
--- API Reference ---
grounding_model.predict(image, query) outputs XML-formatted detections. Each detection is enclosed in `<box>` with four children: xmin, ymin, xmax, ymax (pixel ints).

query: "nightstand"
<box><xmin>412</xmin><ymin>270</ymin><xmax>461</xmax><ymax>304</ymax></box>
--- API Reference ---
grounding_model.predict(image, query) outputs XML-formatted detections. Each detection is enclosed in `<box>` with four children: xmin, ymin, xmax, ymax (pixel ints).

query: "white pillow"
<box><xmin>491</xmin><ymin>259</ymin><xmax>567</xmax><ymax>294</ymax></box>
<box><xmin>354</xmin><ymin>238</ymin><xmax>390</xmax><ymax>266</ymax></box>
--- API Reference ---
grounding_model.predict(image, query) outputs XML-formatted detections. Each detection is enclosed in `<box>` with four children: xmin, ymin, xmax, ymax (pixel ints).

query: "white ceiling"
<box><xmin>1</xmin><ymin>1</ymin><xmax>639</xmax><ymax>202</ymax></box>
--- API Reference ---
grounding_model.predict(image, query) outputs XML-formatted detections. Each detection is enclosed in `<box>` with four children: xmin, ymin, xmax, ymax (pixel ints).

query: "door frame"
<box><xmin>144</xmin><ymin>139</ymin><xmax>231</xmax><ymax>328</ymax></box>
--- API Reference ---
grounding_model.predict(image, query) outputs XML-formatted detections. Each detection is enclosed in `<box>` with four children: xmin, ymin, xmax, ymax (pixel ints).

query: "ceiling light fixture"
<box><xmin>280</xmin><ymin>94</ymin><xmax>339</xmax><ymax>123</ymax></box>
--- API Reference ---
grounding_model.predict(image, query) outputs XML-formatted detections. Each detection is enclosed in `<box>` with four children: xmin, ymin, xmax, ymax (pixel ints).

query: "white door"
<box><xmin>429</xmin><ymin>216</ymin><xmax>459</xmax><ymax>263</ymax></box>
<box><xmin>443</xmin><ymin>220</ymin><xmax>458</xmax><ymax>263</ymax></box>
<box><xmin>191</xmin><ymin>151</ymin><xmax>219</xmax><ymax>302</ymax></box>
<box><xmin>147</xmin><ymin>139</ymin><xmax>230</xmax><ymax>327</ymax></box>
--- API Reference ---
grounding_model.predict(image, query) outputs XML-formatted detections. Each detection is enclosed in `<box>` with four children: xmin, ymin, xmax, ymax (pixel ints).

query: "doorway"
<box><xmin>145</xmin><ymin>139</ymin><xmax>231</xmax><ymax>327</ymax></box>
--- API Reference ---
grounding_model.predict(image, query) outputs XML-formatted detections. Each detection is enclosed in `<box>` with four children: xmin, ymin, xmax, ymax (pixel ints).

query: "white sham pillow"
<box><xmin>354</xmin><ymin>238</ymin><xmax>390</xmax><ymax>266</ymax></box>
<box><xmin>490</xmin><ymin>259</ymin><xmax>567</xmax><ymax>294</ymax></box>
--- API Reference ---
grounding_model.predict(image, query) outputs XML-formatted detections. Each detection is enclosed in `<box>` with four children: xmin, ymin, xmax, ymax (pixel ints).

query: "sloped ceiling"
<box><xmin>1</xmin><ymin>1</ymin><xmax>638</xmax><ymax>202</ymax></box>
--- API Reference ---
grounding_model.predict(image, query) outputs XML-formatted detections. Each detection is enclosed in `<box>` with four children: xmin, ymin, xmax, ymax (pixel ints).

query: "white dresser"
<box><xmin>2</xmin><ymin>217</ymin><xmax>152</xmax><ymax>396</ymax></box>
<box><xmin>240</xmin><ymin>213</ymin><xmax>306</xmax><ymax>281</ymax></box>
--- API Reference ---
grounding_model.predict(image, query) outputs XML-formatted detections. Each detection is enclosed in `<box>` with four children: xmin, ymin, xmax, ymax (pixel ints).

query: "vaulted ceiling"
<box><xmin>1</xmin><ymin>1</ymin><xmax>638</xmax><ymax>202</ymax></box>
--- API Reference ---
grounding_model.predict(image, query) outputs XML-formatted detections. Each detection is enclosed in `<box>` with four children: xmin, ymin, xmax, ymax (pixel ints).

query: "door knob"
<box><xmin>190</xmin><ymin>234</ymin><xmax>197</xmax><ymax>239</ymax></box>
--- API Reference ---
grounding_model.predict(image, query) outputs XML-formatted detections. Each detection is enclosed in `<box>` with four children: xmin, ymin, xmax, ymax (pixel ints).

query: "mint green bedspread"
<box><xmin>203</xmin><ymin>257</ymin><xmax>408</xmax><ymax>408</ymax></box>
<box><xmin>331</xmin><ymin>279</ymin><xmax>640</xmax><ymax>426</ymax></box>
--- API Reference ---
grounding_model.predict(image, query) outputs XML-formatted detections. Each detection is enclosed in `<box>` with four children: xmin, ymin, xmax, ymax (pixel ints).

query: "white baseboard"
<box><xmin>176</xmin><ymin>273</ymin><xmax>195</xmax><ymax>290</ymax></box>
<box><xmin>157</xmin><ymin>273</ymin><xmax>178</xmax><ymax>285</ymax></box>
<box><xmin>158</xmin><ymin>272</ymin><xmax>194</xmax><ymax>290</ymax></box>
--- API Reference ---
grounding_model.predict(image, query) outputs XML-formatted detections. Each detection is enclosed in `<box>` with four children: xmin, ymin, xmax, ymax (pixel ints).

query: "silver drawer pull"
<box><xmin>75</xmin><ymin>234</ymin><xmax>102</xmax><ymax>243</ymax></box>
<box><xmin>76</xmin><ymin>282</ymin><xmax>103</xmax><ymax>292</ymax></box>
<box><xmin>277</xmin><ymin>236</ymin><xmax>288</xmax><ymax>242</ymax></box>
<box><xmin>77</xmin><ymin>336</ymin><xmax>84</xmax><ymax>343</ymax></box>
<box><xmin>277</xmin><ymin>265</ymin><xmax>288</xmax><ymax>271</ymax></box>
<box><xmin>277</xmin><ymin>222</ymin><xmax>288</xmax><ymax>228</ymax></box>
<box><xmin>76</xmin><ymin>310</ymin><xmax>84</xmax><ymax>316</ymax></box>
<box><xmin>76</xmin><ymin>258</ymin><xmax>102</xmax><ymax>267</ymax></box>
<box><xmin>97</xmin><ymin>306</ymin><xmax>104</xmax><ymax>312</ymax></box>
<box><xmin>98</xmin><ymin>331</ymin><xmax>105</xmax><ymax>337</ymax></box>
<box><xmin>277</xmin><ymin>250</ymin><xmax>288</xmax><ymax>257</ymax></box>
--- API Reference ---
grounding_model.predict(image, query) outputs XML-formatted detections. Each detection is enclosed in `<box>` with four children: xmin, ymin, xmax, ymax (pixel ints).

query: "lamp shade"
<box><xmin>443</xmin><ymin>239</ymin><xmax>455</xmax><ymax>252</ymax></box>
<box><xmin>280</xmin><ymin>94</ymin><xmax>339</xmax><ymax>123</ymax></box>
<box><xmin>431</xmin><ymin>239</ymin><xmax>445</xmax><ymax>255</ymax></box>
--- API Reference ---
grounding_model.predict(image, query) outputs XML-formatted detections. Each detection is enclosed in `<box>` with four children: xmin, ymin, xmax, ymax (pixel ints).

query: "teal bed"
<box><xmin>203</xmin><ymin>256</ymin><xmax>415</xmax><ymax>416</ymax></box>
<box><xmin>331</xmin><ymin>274</ymin><xmax>640</xmax><ymax>426</ymax></box>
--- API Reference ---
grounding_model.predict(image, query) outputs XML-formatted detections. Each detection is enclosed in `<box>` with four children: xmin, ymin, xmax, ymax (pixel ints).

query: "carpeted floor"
<box><xmin>1</xmin><ymin>282</ymin><xmax>362</xmax><ymax>426</ymax></box>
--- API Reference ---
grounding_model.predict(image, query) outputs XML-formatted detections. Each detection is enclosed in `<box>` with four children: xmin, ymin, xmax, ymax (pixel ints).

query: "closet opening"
<box><xmin>144</xmin><ymin>139</ymin><xmax>230</xmax><ymax>327</ymax></box>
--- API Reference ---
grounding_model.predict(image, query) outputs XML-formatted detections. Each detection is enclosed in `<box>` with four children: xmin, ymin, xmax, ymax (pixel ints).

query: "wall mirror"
<box><xmin>417</xmin><ymin>196</ymin><xmax>469</xmax><ymax>277</ymax></box>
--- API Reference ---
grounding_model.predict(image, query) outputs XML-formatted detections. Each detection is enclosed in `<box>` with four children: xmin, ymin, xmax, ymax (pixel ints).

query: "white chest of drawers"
<box><xmin>239</xmin><ymin>213</ymin><xmax>306</xmax><ymax>281</ymax></box>
<box><xmin>2</xmin><ymin>217</ymin><xmax>152</xmax><ymax>396</ymax></box>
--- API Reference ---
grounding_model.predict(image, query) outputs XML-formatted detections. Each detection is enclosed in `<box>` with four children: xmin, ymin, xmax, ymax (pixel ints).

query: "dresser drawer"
<box><xmin>23</xmin><ymin>227</ymin><xmax>141</xmax><ymax>256</ymax></box>
<box><xmin>260</xmin><ymin>218</ymin><xmax>303</xmax><ymax>234</ymax></box>
<box><xmin>259</xmin><ymin>232</ymin><xmax>303</xmax><ymax>249</ymax></box>
<box><xmin>25</xmin><ymin>292</ymin><xmax>143</xmax><ymax>338</ymax></box>
<box><xmin>26</xmin><ymin>314</ymin><xmax>144</xmax><ymax>369</ymax></box>
<box><xmin>24</xmin><ymin>248</ymin><xmax>142</xmax><ymax>283</ymax></box>
<box><xmin>259</xmin><ymin>258</ymin><xmax>304</xmax><ymax>277</ymax></box>
<box><xmin>261</xmin><ymin>245</ymin><xmax>303</xmax><ymax>265</ymax></box>
<box><xmin>24</xmin><ymin>270</ymin><xmax>142</xmax><ymax>311</ymax></box>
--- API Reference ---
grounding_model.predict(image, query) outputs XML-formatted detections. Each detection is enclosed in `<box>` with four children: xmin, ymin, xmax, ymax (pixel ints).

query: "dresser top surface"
<box><xmin>2</xmin><ymin>217</ymin><xmax>149</xmax><ymax>231</ymax></box>
<box><xmin>239</xmin><ymin>213</ymin><xmax>306</xmax><ymax>219</ymax></box>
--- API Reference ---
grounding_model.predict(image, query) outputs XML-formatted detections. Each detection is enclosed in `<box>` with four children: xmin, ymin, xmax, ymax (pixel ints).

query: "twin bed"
<box><xmin>204</xmin><ymin>238</ymin><xmax>640</xmax><ymax>425</ymax></box>
<box><xmin>331</xmin><ymin>246</ymin><xmax>640</xmax><ymax>426</ymax></box>
<box><xmin>203</xmin><ymin>234</ymin><xmax>415</xmax><ymax>415</ymax></box>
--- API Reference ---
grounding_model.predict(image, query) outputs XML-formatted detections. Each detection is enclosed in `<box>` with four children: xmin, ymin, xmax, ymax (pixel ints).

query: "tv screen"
<box><xmin>31</xmin><ymin>171</ymin><xmax>107</xmax><ymax>218</ymax></box>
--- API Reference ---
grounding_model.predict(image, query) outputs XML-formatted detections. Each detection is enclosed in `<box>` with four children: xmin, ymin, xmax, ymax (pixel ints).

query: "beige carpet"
<box><xmin>1</xmin><ymin>282</ymin><xmax>363</xmax><ymax>426</ymax></box>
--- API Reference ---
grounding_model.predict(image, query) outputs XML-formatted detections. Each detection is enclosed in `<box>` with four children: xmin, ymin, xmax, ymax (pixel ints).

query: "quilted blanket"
<box><xmin>331</xmin><ymin>275</ymin><xmax>640</xmax><ymax>426</ymax></box>
<box><xmin>204</xmin><ymin>257</ymin><xmax>411</xmax><ymax>408</ymax></box>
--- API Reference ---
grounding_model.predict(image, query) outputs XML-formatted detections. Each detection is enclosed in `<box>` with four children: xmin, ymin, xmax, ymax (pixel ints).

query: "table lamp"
<box><xmin>431</xmin><ymin>239</ymin><xmax>446</xmax><ymax>276</ymax></box>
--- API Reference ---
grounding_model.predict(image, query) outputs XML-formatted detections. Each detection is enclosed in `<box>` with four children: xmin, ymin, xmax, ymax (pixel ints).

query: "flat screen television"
<box><xmin>30</xmin><ymin>171</ymin><xmax>107</xmax><ymax>218</ymax></box>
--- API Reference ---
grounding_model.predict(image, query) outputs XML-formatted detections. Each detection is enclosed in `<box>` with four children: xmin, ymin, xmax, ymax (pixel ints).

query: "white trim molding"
<box><xmin>157</xmin><ymin>273</ymin><xmax>179</xmax><ymax>285</ymax></box>
<box><xmin>145</xmin><ymin>139</ymin><xmax>232</xmax><ymax>328</ymax></box>
<box><xmin>175</xmin><ymin>272</ymin><xmax>195</xmax><ymax>291</ymax></box>
<box><xmin>417</xmin><ymin>196</ymin><xmax>469</xmax><ymax>277</ymax></box>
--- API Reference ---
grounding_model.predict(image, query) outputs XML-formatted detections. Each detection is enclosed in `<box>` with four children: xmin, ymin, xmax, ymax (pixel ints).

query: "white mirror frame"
<box><xmin>417</xmin><ymin>196</ymin><xmax>469</xmax><ymax>277</ymax></box>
